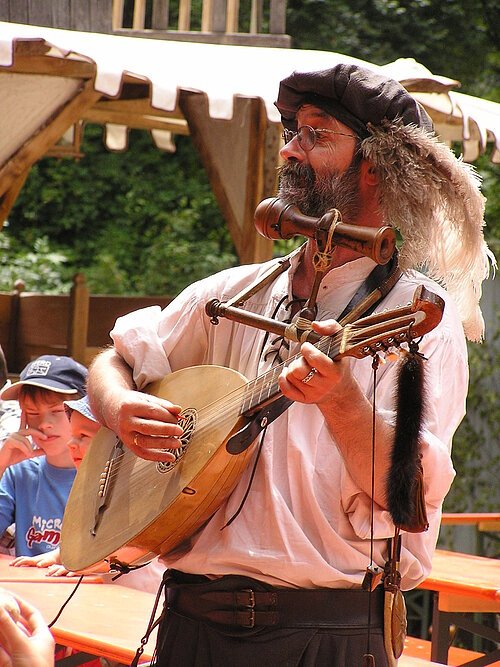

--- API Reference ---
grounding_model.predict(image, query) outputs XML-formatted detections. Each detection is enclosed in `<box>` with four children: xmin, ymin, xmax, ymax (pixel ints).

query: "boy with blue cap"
<box><xmin>11</xmin><ymin>395</ymin><xmax>165</xmax><ymax>594</ymax></box>
<box><xmin>0</xmin><ymin>355</ymin><xmax>87</xmax><ymax>557</ymax></box>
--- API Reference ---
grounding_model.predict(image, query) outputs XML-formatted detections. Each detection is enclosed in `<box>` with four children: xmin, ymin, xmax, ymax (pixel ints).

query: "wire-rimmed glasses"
<box><xmin>282</xmin><ymin>125</ymin><xmax>356</xmax><ymax>151</ymax></box>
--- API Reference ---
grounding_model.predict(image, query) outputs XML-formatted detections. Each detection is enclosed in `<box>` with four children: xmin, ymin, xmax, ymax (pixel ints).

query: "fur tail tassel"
<box><xmin>387</xmin><ymin>348</ymin><xmax>429</xmax><ymax>532</ymax></box>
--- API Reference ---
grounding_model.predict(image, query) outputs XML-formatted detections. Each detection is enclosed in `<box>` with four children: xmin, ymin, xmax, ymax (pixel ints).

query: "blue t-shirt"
<box><xmin>0</xmin><ymin>458</ymin><xmax>76</xmax><ymax>556</ymax></box>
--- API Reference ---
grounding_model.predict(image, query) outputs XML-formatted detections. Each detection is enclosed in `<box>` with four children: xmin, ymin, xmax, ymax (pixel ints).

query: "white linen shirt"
<box><xmin>111</xmin><ymin>253</ymin><xmax>465</xmax><ymax>590</ymax></box>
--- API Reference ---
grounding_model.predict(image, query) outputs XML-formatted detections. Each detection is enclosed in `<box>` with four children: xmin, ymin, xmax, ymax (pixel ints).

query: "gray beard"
<box><xmin>277</xmin><ymin>159</ymin><xmax>362</xmax><ymax>221</ymax></box>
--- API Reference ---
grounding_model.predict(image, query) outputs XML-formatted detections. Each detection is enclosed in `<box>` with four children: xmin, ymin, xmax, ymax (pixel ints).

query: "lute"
<box><xmin>60</xmin><ymin>285</ymin><xmax>444</xmax><ymax>572</ymax></box>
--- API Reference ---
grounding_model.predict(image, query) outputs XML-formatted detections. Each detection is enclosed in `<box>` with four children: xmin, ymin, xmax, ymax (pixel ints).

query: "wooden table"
<box><xmin>0</xmin><ymin>554</ymin><xmax>156</xmax><ymax>664</ymax></box>
<box><xmin>419</xmin><ymin>549</ymin><xmax>500</xmax><ymax>666</ymax></box>
<box><xmin>0</xmin><ymin>553</ymin><xmax>104</xmax><ymax>583</ymax></box>
<box><xmin>440</xmin><ymin>514</ymin><xmax>500</xmax><ymax>531</ymax></box>
<box><xmin>1</xmin><ymin>580</ymin><xmax>157</xmax><ymax>665</ymax></box>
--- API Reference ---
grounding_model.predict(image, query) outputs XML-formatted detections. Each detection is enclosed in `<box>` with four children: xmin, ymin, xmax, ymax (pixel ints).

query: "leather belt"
<box><xmin>167</xmin><ymin>575</ymin><xmax>384</xmax><ymax>631</ymax></box>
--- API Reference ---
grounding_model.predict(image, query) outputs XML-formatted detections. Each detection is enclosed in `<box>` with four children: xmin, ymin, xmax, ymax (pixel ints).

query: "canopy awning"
<box><xmin>0</xmin><ymin>22</ymin><xmax>498</xmax><ymax>263</ymax></box>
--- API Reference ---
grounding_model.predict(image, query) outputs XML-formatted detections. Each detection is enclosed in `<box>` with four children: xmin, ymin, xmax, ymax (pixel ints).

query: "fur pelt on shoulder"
<box><xmin>362</xmin><ymin>120</ymin><xmax>496</xmax><ymax>341</ymax></box>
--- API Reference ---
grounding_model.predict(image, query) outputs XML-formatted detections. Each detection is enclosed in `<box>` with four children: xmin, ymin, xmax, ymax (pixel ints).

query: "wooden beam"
<box><xmin>0</xmin><ymin>77</ymin><xmax>102</xmax><ymax>198</ymax></box>
<box><xmin>0</xmin><ymin>169</ymin><xmax>30</xmax><ymax>229</ymax></box>
<box><xmin>5</xmin><ymin>54</ymin><xmax>95</xmax><ymax>79</ymax></box>
<box><xmin>83</xmin><ymin>107</ymin><xmax>190</xmax><ymax>134</ymax></box>
<box><xmin>179</xmin><ymin>91</ymin><xmax>274</xmax><ymax>264</ymax></box>
<box><xmin>113</xmin><ymin>28</ymin><xmax>291</xmax><ymax>47</ymax></box>
<box><xmin>240</xmin><ymin>97</ymin><xmax>275</xmax><ymax>262</ymax></box>
<box><xmin>90</xmin><ymin>96</ymin><xmax>184</xmax><ymax>119</ymax></box>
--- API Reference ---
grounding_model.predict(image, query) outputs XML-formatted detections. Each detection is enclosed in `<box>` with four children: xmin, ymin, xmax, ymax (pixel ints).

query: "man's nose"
<box><xmin>279</xmin><ymin>135</ymin><xmax>305</xmax><ymax>161</ymax></box>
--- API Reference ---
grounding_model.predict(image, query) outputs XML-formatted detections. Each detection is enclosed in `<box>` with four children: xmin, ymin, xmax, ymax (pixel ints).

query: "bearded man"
<box><xmin>86</xmin><ymin>64</ymin><xmax>493</xmax><ymax>666</ymax></box>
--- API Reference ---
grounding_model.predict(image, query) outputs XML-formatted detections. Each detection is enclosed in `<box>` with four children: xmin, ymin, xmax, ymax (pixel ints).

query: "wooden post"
<box><xmin>269</xmin><ymin>0</ymin><xmax>287</xmax><ymax>34</ymax></box>
<box><xmin>250</xmin><ymin>0</ymin><xmax>262</xmax><ymax>34</ymax></box>
<box><xmin>152</xmin><ymin>0</ymin><xmax>169</xmax><ymax>30</ymax></box>
<box><xmin>112</xmin><ymin>0</ymin><xmax>125</xmax><ymax>30</ymax></box>
<box><xmin>0</xmin><ymin>170</ymin><xmax>30</xmax><ymax>230</ymax></box>
<box><xmin>227</xmin><ymin>0</ymin><xmax>239</xmax><ymax>33</ymax></box>
<box><xmin>178</xmin><ymin>0</ymin><xmax>191</xmax><ymax>31</ymax></box>
<box><xmin>8</xmin><ymin>280</ymin><xmax>25</xmax><ymax>374</ymax></box>
<box><xmin>132</xmin><ymin>0</ymin><xmax>147</xmax><ymax>29</ymax></box>
<box><xmin>67</xmin><ymin>273</ymin><xmax>90</xmax><ymax>366</ymax></box>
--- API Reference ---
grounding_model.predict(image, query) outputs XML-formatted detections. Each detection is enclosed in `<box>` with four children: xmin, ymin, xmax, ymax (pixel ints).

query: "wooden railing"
<box><xmin>0</xmin><ymin>275</ymin><xmax>172</xmax><ymax>374</ymax></box>
<box><xmin>112</xmin><ymin>0</ymin><xmax>291</xmax><ymax>47</ymax></box>
<box><xmin>0</xmin><ymin>1</ymin><xmax>290</xmax><ymax>46</ymax></box>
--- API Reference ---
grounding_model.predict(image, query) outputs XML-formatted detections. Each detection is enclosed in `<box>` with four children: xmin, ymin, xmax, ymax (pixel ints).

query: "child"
<box><xmin>11</xmin><ymin>395</ymin><xmax>101</xmax><ymax>574</ymax></box>
<box><xmin>0</xmin><ymin>355</ymin><xmax>87</xmax><ymax>557</ymax></box>
<box><xmin>12</xmin><ymin>396</ymin><xmax>166</xmax><ymax>594</ymax></box>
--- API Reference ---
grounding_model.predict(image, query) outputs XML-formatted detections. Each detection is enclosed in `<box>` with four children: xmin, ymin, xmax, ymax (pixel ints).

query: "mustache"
<box><xmin>277</xmin><ymin>157</ymin><xmax>362</xmax><ymax>220</ymax></box>
<box><xmin>277</xmin><ymin>161</ymin><xmax>315</xmax><ymax>189</ymax></box>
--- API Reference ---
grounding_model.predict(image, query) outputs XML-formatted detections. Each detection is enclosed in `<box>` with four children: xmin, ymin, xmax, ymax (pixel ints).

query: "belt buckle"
<box><xmin>240</xmin><ymin>588</ymin><xmax>255</xmax><ymax>628</ymax></box>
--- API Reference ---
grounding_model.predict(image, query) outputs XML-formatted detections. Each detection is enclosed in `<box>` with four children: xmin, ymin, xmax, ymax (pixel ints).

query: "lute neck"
<box><xmin>240</xmin><ymin>333</ymin><xmax>343</xmax><ymax>415</ymax></box>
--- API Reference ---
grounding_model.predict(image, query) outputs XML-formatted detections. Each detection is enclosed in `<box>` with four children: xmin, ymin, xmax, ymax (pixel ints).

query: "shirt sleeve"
<box><xmin>0</xmin><ymin>468</ymin><xmax>16</xmax><ymax>537</ymax></box>
<box><xmin>111</xmin><ymin>282</ymin><xmax>210</xmax><ymax>389</ymax></box>
<box><xmin>341</xmin><ymin>295</ymin><xmax>465</xmax><ymax>573</ymax></box>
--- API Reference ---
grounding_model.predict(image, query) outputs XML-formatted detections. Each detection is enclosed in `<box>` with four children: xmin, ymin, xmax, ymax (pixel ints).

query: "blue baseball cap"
<box><xmin>64</xmin><ymin>395</ymin><xmax>97</xmax><ymax>422</ymax></box>
<box><xmin>0</xmin><ymin>355</ymin><xmax>88</xmax><ymax>401</ymax></box>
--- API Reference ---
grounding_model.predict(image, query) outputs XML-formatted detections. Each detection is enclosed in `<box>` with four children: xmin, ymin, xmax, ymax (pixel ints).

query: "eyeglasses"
<box><xmin>281</xmin><ymin>125</ymin><xmax>356</xmax><ymax>151</ymax></box>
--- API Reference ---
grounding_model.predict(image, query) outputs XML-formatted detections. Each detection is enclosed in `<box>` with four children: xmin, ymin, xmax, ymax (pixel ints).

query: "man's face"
<box><xmin>278</xmin><ymin>105</ymin><xmax>362</xmax><ymax>221</ymax></box>
<box><xmin>20</xmin><ymin>393</ymin><xmax>72</xmax><ymax>456</ymax></box>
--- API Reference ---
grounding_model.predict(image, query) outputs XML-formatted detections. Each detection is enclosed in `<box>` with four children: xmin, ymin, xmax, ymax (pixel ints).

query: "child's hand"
<box><xmin>11</xmin><ymin>550</ymin><xmax>60</xmax><ymax>569</ymax></box>
<box><xmin>46</xmin><ymin>563</ymin><xmax>73</xmax><ymax>577</ymax></box>
<box><xmin>0</xmin><ymin>427</ymin><xmax>45</xmax><ymax>470</ymax></box>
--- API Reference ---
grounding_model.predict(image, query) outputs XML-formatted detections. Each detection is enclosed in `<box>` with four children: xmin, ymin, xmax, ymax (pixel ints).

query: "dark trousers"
<box><xmin>151</xmin><ymin>572</ymin><xmax>389</xmax><ymax>667</ymax></box>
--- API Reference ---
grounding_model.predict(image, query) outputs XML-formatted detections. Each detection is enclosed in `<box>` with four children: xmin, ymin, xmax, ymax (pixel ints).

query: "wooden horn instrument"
<box><xmin>254</xmin><ymin>197</ymin><xmax>396</xmax><ymax>265</ymax></box>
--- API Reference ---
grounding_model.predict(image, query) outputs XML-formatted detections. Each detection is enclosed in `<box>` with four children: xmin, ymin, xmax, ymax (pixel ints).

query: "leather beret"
<box><xmin>275</xmin><ymin>64</ymin><xmax>433</xmax><ymax>137</ymax></box>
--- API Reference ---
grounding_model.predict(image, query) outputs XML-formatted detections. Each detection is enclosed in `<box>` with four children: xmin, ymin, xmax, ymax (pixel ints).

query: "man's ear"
<box><xmin>360</xmin><ymin>159</ymin><xmax>379</xmax><ymax>186</ymax></box>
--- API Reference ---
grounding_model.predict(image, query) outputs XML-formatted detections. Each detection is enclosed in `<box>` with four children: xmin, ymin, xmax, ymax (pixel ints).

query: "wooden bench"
<box><xmin>403</xmin><ymin>635</ymin><xmax>487</xmax><ymax>666</ymax></box>
<box><xmin>441</xmin><ymin>513</ymin><xmax>500</xmax><ymax>534</ymax></box>
<box><xmin>417</xmin><ymin>549</ymin><xmax>500</xmax><ymax>666</ymax></box>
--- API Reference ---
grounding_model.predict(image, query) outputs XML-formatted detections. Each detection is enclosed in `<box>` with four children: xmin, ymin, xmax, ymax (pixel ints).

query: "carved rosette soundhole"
<box><xmin>156</xmin><ymin>408</ymin><xmax>197</xmax><ymax>473</ymax></box>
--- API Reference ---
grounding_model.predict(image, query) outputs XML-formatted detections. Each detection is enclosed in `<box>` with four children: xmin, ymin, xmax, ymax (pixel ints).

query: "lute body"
<box><xmin>61</xmin><ymin>365</ymin><xmax>254</xmax><ymax>571</ymax></box>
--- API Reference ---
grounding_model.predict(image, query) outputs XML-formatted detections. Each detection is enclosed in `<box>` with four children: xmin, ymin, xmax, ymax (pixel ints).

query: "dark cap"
<box><xmin>0</xmin><ymin>355</ymin><xmax>88</xmax><ymax>401</ymax></box>
<box><xmin>275</xmin><ymin>64</ymin><xmax>433</xmax><ymax>137</ymax></box>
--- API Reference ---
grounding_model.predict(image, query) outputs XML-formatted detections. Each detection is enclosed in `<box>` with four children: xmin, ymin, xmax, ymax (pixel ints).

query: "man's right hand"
<box><xmin>88</xmin><ymin>348</ymin><xmax>185</xmax><ymax>463</ymax></box>
<box><xmin>102</xmin><ymin>388</ymin><xmax>184</xmax><ymax>462</ymax></box>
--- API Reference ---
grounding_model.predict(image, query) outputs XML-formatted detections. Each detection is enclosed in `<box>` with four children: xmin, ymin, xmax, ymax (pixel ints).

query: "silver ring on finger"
<box><xmin>301</xmin><ymin>367</ymin><xmax>317</xmax><ymax>384</ymax></box>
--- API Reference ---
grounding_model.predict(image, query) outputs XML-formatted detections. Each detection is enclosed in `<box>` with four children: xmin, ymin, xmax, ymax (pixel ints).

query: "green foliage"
<box><xmin>0</xmin><ymin>232</ymin><xmax>72</xmax><ymax>293</ymax></box>
<box><xmin>445</xmin><ymin>323</ymin><xmax>500</xmax><ymax>513</ymax></box>
<box><xmin>440</xmin><ymin>148</ymin><xmax>499</xmax><ymax>514</ymax></box>
<box><xmin>136</xmin><ymin>208</ymin><xmax>237</xmax><ymax>295</ymax></box>
<box><xmin>7</xmin><ymin>127</ymin><xmax>237</xmax><ymax>296</ymax></box>
<box><xmin>286</xmin><ymin>0</ymin><xmax>499</xmax><ymax>97</ymax></box>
